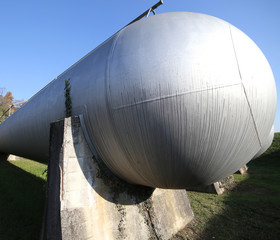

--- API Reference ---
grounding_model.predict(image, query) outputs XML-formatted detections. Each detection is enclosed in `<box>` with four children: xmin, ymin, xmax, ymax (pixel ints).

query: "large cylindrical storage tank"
<box><xmin>0</xmin><ymin>12</ymin><xmax>277</xmax><ymax>188</ymax></box>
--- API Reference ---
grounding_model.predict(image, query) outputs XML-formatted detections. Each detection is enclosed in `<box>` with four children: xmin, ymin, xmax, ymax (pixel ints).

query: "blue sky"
<box><xmin>0</xmin><ymin>0</ymin><xmax>279</xmax><ymax>132</ymax></box>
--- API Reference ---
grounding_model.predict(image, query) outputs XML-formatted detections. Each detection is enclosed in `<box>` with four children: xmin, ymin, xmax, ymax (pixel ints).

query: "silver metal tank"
<box><xmin>0</xmin><ymin>12</ymin><xmax>277</xmax><ymax>188</ymax></box>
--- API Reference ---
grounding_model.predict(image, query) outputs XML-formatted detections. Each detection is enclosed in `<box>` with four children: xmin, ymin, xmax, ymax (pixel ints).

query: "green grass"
<box><xmin>10</xmin><ymin>159</ymin><xmax>47</xmax><ymax>181</ymax></box>
<box><xmin>0</xmin><ymin>159</ymin><xmax>47</xmax><ymax>240</ymax></box>
<box><xmin>173</xmin><ymin>132</ymin><xmax>280</xmax><ymax>240</ymax></box>
<box><xmin>0</xmin><ymin>134</ymin><xmax>279</xmax><ymax>240</ymax></box>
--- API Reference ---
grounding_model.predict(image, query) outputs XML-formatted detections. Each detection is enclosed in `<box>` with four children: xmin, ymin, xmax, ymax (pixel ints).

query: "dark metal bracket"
<box><xmin>125</xmin><ymin>0</ymin><xmax>163</xmax><ymax>27</ymax></box>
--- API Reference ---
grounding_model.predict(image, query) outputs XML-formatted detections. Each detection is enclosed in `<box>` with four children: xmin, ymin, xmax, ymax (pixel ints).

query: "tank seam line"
<box><xmin>229</xmin><ymin>24</ymin><xmax>262</xmax><ymax>148</ymax></box>
<box><xmin>105</xmin><ymin>28</ymin><xmax>153</xmax><ymax>186</ymax></box>
<box><xmin>103</xmin><ymin>29</ymin><xmax>125</xmax><ymax>173</ymax></box>
<box><xmin>112</xmin><ymin>82</ymin><xmax>241</xmax><ymax>111</ymax></box>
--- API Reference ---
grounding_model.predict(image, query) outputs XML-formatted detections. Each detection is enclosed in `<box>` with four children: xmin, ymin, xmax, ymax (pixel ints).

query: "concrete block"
<box><xmin>186</xmin><ymin>181</ymin><xmax>225</xmax><ymax>195</ymax></box>
<box><xmin>42</xmin><ymin>116</ymin><xmax>194</xmax><ymax>240</ymax></box>
<box><xmin>7</xmin><ymin>154</ymin><xmax>21</xmax><ymax>161</ymax></box>
<box><xmin>239</xmin><ymin>164</ymin><xmax>249</xmax><ymax>175</ymax></box>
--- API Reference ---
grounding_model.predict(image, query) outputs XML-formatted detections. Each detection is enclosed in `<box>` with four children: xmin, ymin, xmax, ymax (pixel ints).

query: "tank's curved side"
<box><xmin>100</xmin><ymin>12</ymin><xmax>276</xmax><ymax>187</ymax></box>
<box><xmin>230</xmin><ymin>24</ymin><xmax>277</xmax><ymax>146</ymax></box>
<box><xmin>253</xmin><ymin>126</ymin><xmax>275</xmax><ymax>159</ymax></box>
<box><xmin>0</xmin><ymin>34</ymin><xmax>118</xmax><ymax>162</ymax></box>
<box><xmin>0</xmin><ymin>12</ymin><xmax>277</xmax><ymax>189</ymax></box>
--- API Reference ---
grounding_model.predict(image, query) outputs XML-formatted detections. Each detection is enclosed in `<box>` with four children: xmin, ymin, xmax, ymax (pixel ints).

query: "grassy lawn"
<box><xmin>173</xmin><ymin>132</ymin><xmax>280</xmax><ymax>240</ymax></box>
<box><xmin>0</xmin><ymin>159</ymin><xmax>47</xmax><ymax>240</ymax></box>
<box><xmin>0</xmin><ymin>134</ymin><xmax>279</xmax><ymax>240</ymax></box>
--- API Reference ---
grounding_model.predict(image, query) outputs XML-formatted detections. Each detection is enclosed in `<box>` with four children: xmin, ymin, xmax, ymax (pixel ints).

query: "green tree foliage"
<box><xmin>64</xmin><ymin>79</ymin><xmax>72</xmax><ymax>118</ymax></box>
<box><xmin>0</xmin><ymin>89</ymin><xmax>14</xmax><ymax>123</ymax></box>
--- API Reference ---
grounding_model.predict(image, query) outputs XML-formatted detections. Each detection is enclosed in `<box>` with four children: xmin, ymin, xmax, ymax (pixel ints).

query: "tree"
<box><xmin>0</xmin><ymin>90</ymin><xmax>14</xmax><ymax>123</ymax></box>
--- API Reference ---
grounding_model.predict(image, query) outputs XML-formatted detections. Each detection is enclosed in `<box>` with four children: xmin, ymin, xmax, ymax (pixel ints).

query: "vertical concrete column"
<box><xmin>42</xmin><ymin>116</ymin><xmax>194</xmax><ymax>240</ymax></box>
<box><xmin>42</xmin><ymin>119</ymin><xmax>64</xmax><ymax>240</ymax></box>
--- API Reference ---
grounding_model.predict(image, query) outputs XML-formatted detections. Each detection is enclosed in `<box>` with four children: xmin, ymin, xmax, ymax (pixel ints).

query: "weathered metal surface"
<box><xmin>0</xmin><ymin>12</ymin><xmax>277</xmax><ymax>188</ymax></box>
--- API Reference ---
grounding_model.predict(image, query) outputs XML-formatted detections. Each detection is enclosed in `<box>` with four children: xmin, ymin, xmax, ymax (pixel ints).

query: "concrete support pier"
<box><xmin>7</xmin><ymin>154</ymin><xmax>21</xmax><ymax>161</ymax></box>
<box><xmin>42</xmin><ymin>116</ymin><xmax>194</xmax><ymax>240</ymax></box>
<box><xmin>0</xmin><ymin>153</ymin><xmax>20</xmax><ymax>161</ymax></box>
<box><xmin>239</xmin><ymin>165</ymin><xmax>249</xmax><ymax>175</ymax></box>
<box><xmin>186</xmin><ymin>182</ymin><xmax>225</xmax><ymax>195</ymax></box>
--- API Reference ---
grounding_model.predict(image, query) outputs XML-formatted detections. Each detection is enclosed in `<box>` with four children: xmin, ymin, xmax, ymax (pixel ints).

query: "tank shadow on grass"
<box><xmin>0</xmin><ymin>160</ymin><xmax>46</xmax><ymax>240</ymax></box>
<box><xmin>173</xmin><ymin>133</ymin><xmax>280</xmax><ymax>240</ymax></box>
